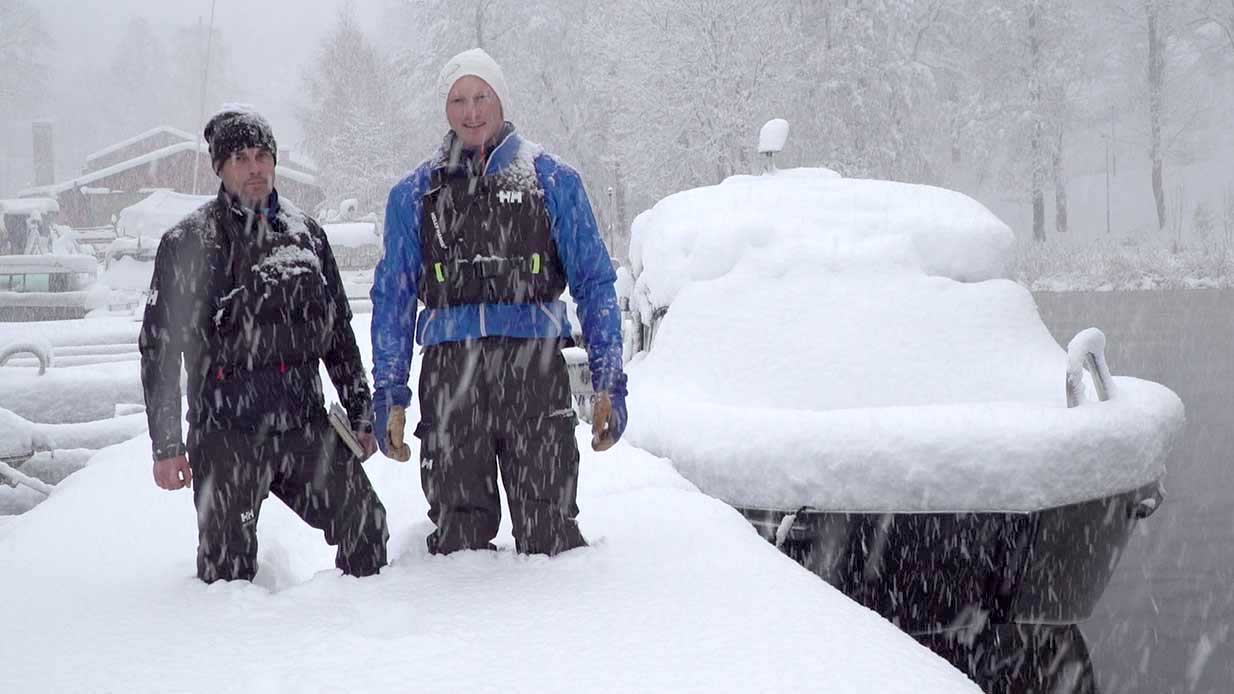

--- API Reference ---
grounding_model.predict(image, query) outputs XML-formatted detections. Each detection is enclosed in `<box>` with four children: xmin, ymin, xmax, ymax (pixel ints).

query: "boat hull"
<box><xmin>737</xmin><ymin>480</ymin><xmax>1163</xmax><ymax>635</ymax></box>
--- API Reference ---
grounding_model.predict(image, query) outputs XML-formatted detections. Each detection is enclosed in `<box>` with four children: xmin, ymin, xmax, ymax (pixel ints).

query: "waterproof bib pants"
<box><xmin>189</xmin><ymin>417</ymin><xmax>388</xmax><ymax>583</ymax></box>
<box><xmin>417</xmin><ymin>337</ymin><xmax>585</xmax><ymax>555</ymax></box>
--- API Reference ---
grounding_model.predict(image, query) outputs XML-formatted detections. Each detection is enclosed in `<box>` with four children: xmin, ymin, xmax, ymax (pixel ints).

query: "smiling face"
<box><xmin>446</xmin><ymin>75</ymin><xmax>504</xmax><ymax>150</ymax></box>
<box><xmin>218</xmin><ymin>146</ymin><xmax>275</xmax><ymax>208</ymax></box>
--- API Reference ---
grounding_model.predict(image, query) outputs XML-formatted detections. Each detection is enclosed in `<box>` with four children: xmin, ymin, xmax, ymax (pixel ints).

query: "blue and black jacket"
<box><xmin>370</xmin><ymin>125</ymin><xmax>624</xmax><ymax>405</ymax></box>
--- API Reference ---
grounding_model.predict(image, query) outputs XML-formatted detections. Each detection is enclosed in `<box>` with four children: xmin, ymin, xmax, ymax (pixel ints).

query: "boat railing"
<box><xmin>1065</xmin><ymin>328</ymin><xmax>1114</xmax><ymax>408</ymax></box>
<box><xmin>0</xmin><ymin>341</ymin><xmax>52</xmax><ymax>374</ymax></box>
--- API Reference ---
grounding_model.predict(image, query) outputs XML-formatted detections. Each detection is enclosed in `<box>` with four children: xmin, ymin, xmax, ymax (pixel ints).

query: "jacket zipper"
<box><xmin>485</xmin><ymin>131</ymin><xmax>516</xmax><ymax>175</ymax></box>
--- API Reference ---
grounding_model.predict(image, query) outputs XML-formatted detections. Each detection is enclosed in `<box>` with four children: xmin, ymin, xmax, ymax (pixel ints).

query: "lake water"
<box><xmin>1035</xmin><ymin>289</ymin><xmax>1234</xmax><ymax>694</ymax></box>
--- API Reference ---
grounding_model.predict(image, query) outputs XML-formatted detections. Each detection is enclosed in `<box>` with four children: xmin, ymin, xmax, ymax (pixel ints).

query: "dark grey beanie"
<box><xmin>204</xmin><ymin>109</ymin><xmax>277</xmax><ymax>172</ymax></box>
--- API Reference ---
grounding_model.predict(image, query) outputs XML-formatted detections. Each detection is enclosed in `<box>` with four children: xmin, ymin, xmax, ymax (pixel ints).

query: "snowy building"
<box><xmin>17</xmin><ymin>126</ymin><xmax>323</xmax><ymax>228</ymax></box>
<box><xmin>81</xmin><ymin>126</ymin><xmax>200</xmax><ymax>173</ymax></box>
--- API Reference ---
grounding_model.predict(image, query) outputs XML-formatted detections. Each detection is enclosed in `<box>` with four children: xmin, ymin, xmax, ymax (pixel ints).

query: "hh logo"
<box><xmin>146</xmin><ymin>289</ymin><xmax>158</xmax><ymax>306</ymax></box>
<box><xmin>240</xmin><ymin>509</ymin><xmax>255</xmax><ymax>524</ymax></box>
<box><xmin>421</xmin><ymin>457</ymin><xmax>434</xmax><ymax>471</ymax></box>
<box><xmin>497</xmin><ymin>190</ymin><xmax>523</xmax><ymax>204</ymax></box>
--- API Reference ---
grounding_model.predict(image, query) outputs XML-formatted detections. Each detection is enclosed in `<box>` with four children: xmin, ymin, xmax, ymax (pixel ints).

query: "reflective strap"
<box><xmin>530</xmin><ymin>253</ymin><xmax>541</xmax><ymax>274</ymax></box>
<box><xmin>434</xmin><ymin>262</ymin><xmax>445</xmax><ymax>282</ymax></box>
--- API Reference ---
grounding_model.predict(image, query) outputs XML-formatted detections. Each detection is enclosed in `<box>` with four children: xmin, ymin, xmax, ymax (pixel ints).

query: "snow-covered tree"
<box><xmin>787</xmin><ymin>0</ymin><xmax>942</xmax><ymax>183</ymax></box>
<box><xmin>90</xmin><ymin>17</ymin><xmax>239</xmax><ymax>150</ymax></box>
<box><xmin>299</xmin><ymin>5</ymin><xmax>416</xmax><ymax>215</ymax></box>
<box><xmin>0</xmin><ymin>0</ymin><xmax>49</xmax><ymax>193</ymax></box>
<box><xmin>1194</xmin><ymin>0</ymin><xmax>1234</xmax><ymax>52</ymax></box>
<box><xmin>0</xmin><ymin>0</ymin><xmax>48</xmax><ymax>117</ymax></box>
<box><xmin>1093</xmin><ymin>0</ymin><xmax>1227</xmax><ymax>233</ymax></box>
<box><xmin>100</xmin><ymin>19</ymin><xmax>173</xmax><ymax>140</ymax></box>
<box><xmin>360</xmin><ymin>0</ymin><xmax>1227</xmax><ymax>250</ymax></box>
<box><xmin>504</xmin><ymin>1</ymin><xmax>632</xmax><ymax>253</ymax></box>
<box><xmin>939</xmin><ymin>0</ymin><xmax>1084</xmax><ymax>242</ymax></box>
<box><xmin>167</xmin><ymin>22</ymin><xmax>241</xmax><ymax>141</ymax></box>
<box><xmin>569</xmin><ymin>0</ymin><xmax>805</xmax><ymax>226</ymax></box>
<box><xmin>914</xmin><ymin>2</ymin><xmax>1018</xmax><ymax>189</ymax></box>
<box><xmin>1146</xmin><ymin>0</ymin><xmax>1169</xmax><ymax>230</ymax></box>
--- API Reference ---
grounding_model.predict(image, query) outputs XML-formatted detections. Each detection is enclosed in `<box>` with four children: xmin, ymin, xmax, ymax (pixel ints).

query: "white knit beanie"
<box><xmin>437</xmin><ymin>48</ymin><xmax>510</xmax><ymax>118</ymax></box>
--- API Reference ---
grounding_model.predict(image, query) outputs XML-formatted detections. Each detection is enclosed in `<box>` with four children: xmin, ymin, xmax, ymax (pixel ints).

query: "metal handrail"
<box><xmin>645</xmin><ymin>306</ymin><xmax>669</xmax><ymax>353</ymax></box>
<box><xmin>0</xmin><ymin>341</ymin><xmax>53</xmax><ymax>374</ymax></box>
<box><xmin>0</xmin><ymin>458</ymin><xmax>53</xmax><ymax>496</ymax></box>
<box><xmin>1065</xmin><ymin>328</ymin><xmax>1114</xmax><ymax>408</ymax></box>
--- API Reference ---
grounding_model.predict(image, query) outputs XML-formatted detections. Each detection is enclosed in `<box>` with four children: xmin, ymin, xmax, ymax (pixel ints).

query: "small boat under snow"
<box><xmin>617</xmin><ymin>157</ymin><xmax>1182</xmax><ymax>643</ymax></box>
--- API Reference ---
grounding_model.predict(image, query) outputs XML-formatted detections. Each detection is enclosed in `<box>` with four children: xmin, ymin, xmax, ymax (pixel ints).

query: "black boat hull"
<box><xmin>737</xmin><ymin>481</ymin><xmax>1163</xmax><ymax>635</ymax></box>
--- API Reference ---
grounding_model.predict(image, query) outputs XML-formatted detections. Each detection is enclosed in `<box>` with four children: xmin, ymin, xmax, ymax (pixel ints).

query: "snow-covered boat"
<box><xmin>621</xmin><ymin>160</ymin><xmax>1182</xmax><ymax>648</ymax></box>
<box><xmin>0</xmin><ymin>253</ymin><xmax>103</xmax><ymax>321</ymax></box>
<box><xmin>0</xmin><ymin>406</ymin><xmax>37</xmax><ymax>468</ymax></box>
<box><xmin>0</xmin><ymin>406</ymin><xmax>56</xmax><ymax>507</ymax></box>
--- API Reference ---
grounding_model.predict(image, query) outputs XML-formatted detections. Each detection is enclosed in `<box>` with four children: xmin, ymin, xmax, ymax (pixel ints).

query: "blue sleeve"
<box><xmin>536</xmin><ymin>155</ymin><xmax>625</xmax><ymax>392</ymax></box>
<box><xmin>370</xmin><ymin>169</ymin><xmax>427</xmax><ymax>398</ymax></box>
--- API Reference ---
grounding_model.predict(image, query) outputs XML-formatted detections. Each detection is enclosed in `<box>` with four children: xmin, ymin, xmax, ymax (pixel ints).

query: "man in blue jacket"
<box><xmin>370</xmin><ymin>48</ymin><xmax>628</xmax><ymax>556</ymax></box>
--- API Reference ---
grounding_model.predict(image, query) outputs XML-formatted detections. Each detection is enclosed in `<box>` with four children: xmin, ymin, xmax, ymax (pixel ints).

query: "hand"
<box><xmin>356</xmin><ymin>430</ymin><xmax>378</xmax><ymax>459</ymax></box>
<box><xmin>385</xmin><ymin>406</ymin><xmax>412</xmax><ymax>462</ymax></box>
<box><xmin>373</xmin><ymin>385</ymin><xmax>413</xmax><ymax>462</ymax></box>
<box><xmin>591</xmin><ymin>390</ymin><xmax>628</xmax><ymax>452</ymax></box>
<box><xmin>153</xmin><ymin>454</ymin><xmax>192</xmax><ymax>490</ymax></box>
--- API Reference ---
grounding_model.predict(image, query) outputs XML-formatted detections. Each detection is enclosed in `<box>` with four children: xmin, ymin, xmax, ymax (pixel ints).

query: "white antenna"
<box><xmin>758</xmin><ymin>119</ymin><xmax>789</xmax><ymax>175</ymax></box>
<box><xmin>191</xmin><ymin>0</ymin><xmax>219</xmax><ymax>195</ymax></box>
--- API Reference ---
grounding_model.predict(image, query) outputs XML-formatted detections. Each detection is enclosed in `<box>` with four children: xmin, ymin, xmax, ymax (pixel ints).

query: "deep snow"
<box><xmin>0</xmin><ymin>312</ymin><xmax>979</xmax><ymax>692</ymax></box>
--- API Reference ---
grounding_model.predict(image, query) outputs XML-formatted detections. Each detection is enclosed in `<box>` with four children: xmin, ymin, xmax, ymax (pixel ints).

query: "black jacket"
<box><xmin>139</xmin><ymin>187</ymin><xmax>371</xmax><ymax>459</ymax></box>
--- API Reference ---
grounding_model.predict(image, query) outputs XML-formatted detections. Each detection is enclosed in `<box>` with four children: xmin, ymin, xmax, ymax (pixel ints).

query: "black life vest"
<box><xmin>418</xmin><ymin>166</ymin><xmax>566</xmax><ymax>309</ymax></box>
<box><xmin>205</xmin><ymin>204</ymin><xmax>336</xmax><ymax>373</ymax></box>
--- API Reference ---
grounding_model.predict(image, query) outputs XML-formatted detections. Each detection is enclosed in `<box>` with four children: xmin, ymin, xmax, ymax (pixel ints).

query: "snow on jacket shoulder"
<box><xmin>370</xmin><ymin>128</ymin><xmax>623</xmax><ymax>394</ymax></box>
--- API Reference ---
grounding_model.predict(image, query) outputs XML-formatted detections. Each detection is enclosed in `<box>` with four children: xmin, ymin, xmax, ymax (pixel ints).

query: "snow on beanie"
<box><xmin>437</xmin><ymin>48</ymin><xmax>509</xmax><ymax>118</ymax></box>
<box><xmin>204</xmin><ymin>106</ymin><xmax>278</xmax><ymax>172</ymax></box>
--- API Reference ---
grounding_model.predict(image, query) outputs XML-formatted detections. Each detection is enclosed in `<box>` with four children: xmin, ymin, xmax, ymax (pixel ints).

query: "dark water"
<box><xmin>1035</xmin><ymin>289</ymin><xmax>1234</xmax><ymax>694</ymax></box>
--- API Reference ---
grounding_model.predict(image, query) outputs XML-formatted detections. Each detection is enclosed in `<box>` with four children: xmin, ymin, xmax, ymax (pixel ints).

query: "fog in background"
<box><xmin>1</xmin><ymin>0</ymin><xmax>383</xmax><ymax>193</ymax></box>
<box><xmin>3</xmin><ymin>0</ymin><xmax>1233</xmax><ymax>258</ymax></box>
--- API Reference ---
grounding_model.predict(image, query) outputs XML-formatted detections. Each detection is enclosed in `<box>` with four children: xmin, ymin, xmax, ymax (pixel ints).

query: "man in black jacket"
<box><xmin>139</xmin><ymin>108</ymin><xmax>388</xmax><ymax>583</ymax></box>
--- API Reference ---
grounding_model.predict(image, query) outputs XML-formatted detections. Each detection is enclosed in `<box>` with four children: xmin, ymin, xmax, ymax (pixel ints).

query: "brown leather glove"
<box><xmin>591</xmin><ymin>393</ymin><xmax>616</xmax><ymax>452</ymax></box>
<box><xmin>386</xmin><ymin>405</ymin><xmax>413</xmax><ymax>462</ymax></box>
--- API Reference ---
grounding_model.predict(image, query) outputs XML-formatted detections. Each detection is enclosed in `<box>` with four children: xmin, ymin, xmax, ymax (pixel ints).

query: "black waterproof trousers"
<box><xmin>416</xmin><ymin>337</ymin><xmax>586</xmax><ymax>556</ymax></box>
<box><xmin>186</xmin><ymin>416</ymin><xmax>388</xmax><ymax>583</ymax></box>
